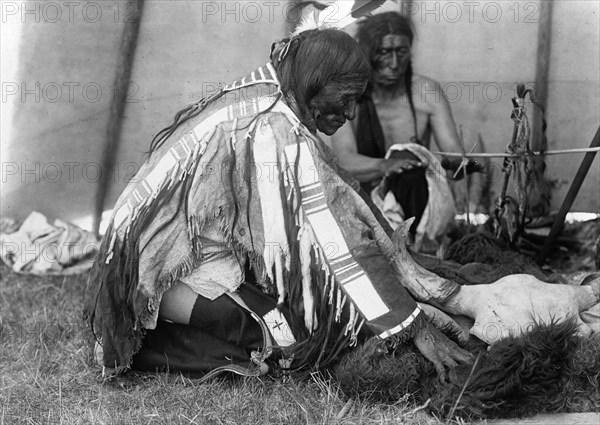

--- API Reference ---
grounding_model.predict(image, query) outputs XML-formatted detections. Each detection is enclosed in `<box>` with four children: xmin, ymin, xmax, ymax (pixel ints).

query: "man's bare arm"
<box><xmin>426</xmin><ymin>79</ymin><xmax>463</xmax><ymax>155</ymax></box>
<box><xmin>426</xmin><ymin>78</ymin><xmax>483</xmax><ymax>179</ymax></box>
<box><xmin>330</xmin><ymin>121</ymin><xmax>423</xmax><ymax>182</ymax></box>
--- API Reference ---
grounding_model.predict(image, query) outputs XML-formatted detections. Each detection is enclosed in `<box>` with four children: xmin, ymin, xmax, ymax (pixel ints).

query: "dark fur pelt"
<box><xmin>428</xmin><ymin>232</ymin><xmax>565</xmax><ymax>285</ymax></box>
<box><xmin>334</xmin><ymin>335</ymin><xmax>434</xmax><ymax>404</ymax></box>
<box><xmin>334</xmin><ymin>318</ymin><xmax>600</xmax><ymax>420</ymax></box>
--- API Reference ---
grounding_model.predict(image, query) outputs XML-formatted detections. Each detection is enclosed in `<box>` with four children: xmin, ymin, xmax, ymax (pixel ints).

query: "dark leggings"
<box><xmin>131</xmin><ymin>283</ymin><xmax>276</xmax><ymax>377</ymax></box>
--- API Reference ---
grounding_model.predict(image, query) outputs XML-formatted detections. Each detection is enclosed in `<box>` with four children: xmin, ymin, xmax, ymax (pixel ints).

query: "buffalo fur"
<box><xmin>334</xmin><ymin>318</ymin><xmax>600</xmax><ymax>420</ymax></box>
<box><xmin>415</xmin><ymin>232</ymin><xmax>567</xmax><ymax>286</ymax></box>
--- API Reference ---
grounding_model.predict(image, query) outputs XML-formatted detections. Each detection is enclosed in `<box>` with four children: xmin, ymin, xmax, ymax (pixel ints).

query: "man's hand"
<box><xmin>413</xmin><ymin>319</ymin><xmax>473</xmax><ymax>383</ymax></box>
<box><xmin>441</xmin><ymin>158</ymin><xmax>484</xmax><ymax>180</ymax></box>
<box><xmin>382</xmin><ymin>157</ymin><xmax>427</xmax><ymax>176</ymax></box>
<box><xmin>419</xmin><ymin>303</ymin><xmax>469</xmax><ymax>346</ymax></box>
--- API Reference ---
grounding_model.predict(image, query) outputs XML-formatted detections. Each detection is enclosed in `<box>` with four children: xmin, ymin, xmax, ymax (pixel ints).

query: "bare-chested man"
<box><xmin>330</xmin><ymin>12</ymin><xmax>470</xmax><ymax>236</ymax></box>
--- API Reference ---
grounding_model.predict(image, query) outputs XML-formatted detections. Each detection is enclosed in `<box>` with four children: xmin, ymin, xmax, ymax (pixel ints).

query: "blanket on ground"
<box><xmin>0</xmin><ymin>211</ymin><xmax>98</xmax><ymax>275</ymax></box>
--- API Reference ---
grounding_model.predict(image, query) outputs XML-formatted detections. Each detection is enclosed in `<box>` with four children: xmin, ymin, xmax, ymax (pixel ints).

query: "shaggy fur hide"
<box><xmin>334</xmin><ymin>319</ymin><xmax>600</xmax><ymax>420</ymax></box>
<box><xmin>416</xmin><ymin>232</ymin><xmax>566</xmax><ymax>286</ymax></box>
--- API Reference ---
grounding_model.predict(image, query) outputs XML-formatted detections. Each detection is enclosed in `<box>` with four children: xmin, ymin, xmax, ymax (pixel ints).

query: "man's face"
<box><xmin>309</xmin><ymin>82</ymin><xmax>366</xmax><ymax>135</ymax></box>
<box><xmin>374</xmin><ymin>34</ymin><xmax>411</xmax><ymax>87</ymax></box>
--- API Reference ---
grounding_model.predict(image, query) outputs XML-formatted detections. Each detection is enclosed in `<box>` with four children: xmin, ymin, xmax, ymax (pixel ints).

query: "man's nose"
<box><xmin>389</xmin><ymin>51</ymin><xmax>399</xmax><ymax>69</ymax></box>
<box><xmin>344</xmin><ymin>100</ymin><xmax>357</xmax><ymax>120</ymax></box>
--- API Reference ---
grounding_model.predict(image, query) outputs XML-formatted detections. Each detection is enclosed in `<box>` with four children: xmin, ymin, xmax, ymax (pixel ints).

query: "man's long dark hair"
<box><xmin>272</xmin><ymin>29</ymin><xmax>371</xmax><ymax>126</ymax></box>
<box><xmin>356</xmin><ymin>12</ymin><xmax>418</xmax><ymax>132</ymax></box>
<box><xmin>357</xmin><ymin>12</ymin><xmax>414</xmax><ymax>64</ymax></box>
<box><xmin>150</xmin><ymin>29</ymin><xmax>370</xmax><ymax>153</ymax></box>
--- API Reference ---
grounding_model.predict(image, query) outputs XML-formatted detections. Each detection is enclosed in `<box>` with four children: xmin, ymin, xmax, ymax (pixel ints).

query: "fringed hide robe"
<box><xmin>86</xmin><ymin>63</ymin><xmax>424</xmax><ymax>377</ymax></box>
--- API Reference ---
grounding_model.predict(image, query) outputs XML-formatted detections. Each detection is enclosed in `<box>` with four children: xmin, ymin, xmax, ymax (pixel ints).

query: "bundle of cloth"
<box><xmin>370</xmin><ymin>143</ymin><xmax>456</xmax><ymax>254</ymax></box>
<box><xmin>0</xmin><ymin>211</ymin><xmax>99</xmax><ymax>275</ymax></box>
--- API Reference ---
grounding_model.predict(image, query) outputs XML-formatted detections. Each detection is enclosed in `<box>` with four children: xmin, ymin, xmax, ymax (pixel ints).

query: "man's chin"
<box><xmin>316</xmin><ymin>121</ymin><xmax>344</xmax><ymax>135</ymax></box>
<box><xmin>320</xmin><ymin>127</ymin><xmax>339</xmax><ymax>136</ymax></box>
<box><xmin>376</xmin><ymin>76</ymin><xmax>402</xmax><ymax>86</ymax></box>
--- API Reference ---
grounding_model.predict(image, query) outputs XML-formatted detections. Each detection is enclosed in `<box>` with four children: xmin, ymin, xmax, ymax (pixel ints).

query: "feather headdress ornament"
<box><xmin>272</xmin><ymin>0</ymin><xmax>386</xmax><ymax>64</ymax></box>
<box><xmin>293</xmin><ymin>0</ymin><xmax>387</xmax><ymax>35</ymax></box>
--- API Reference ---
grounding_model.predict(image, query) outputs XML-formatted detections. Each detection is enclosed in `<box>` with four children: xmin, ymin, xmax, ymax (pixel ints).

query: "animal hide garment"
<box><xmin>84</xmin><ymin>64</ymin><xmax>424</xmax><ymax>376</ymax></box>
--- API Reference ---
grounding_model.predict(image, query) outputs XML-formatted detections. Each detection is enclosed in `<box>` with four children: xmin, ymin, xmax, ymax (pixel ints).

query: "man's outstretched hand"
<box><xmin>413</xmin><ymin>319</ymin><xmax>473</xmax><ymax>383</ymax></box>
<box><xmin>382</xmin><ymin>157</ymin><xmax>427</xmax><ymax>176</ymax></box>
<box><xmin>441</xmin><ymin>158</ymin><xmax>484</xmax><ymax>180</ymax></box>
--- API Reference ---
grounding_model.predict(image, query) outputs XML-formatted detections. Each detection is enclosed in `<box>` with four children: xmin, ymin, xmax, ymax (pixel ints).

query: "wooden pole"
<box><xmin>403</xmin><ymin>0</ymin><xmax>414</xmax><ymax>23</ymax></box>
<box><xmin>436</xmin><ymin>146</ymin><xmax>600</xmax><ymax>158</ymax></box>
<box><xmin>93</xmin><ymin>0</ymin><xmax>145</xmax><ymax>236</ymax></box>
<box><xmin>536</xmin><ymin>127</ymin><xmax>600</xmax><ymax>265</ymax></box>
<box><xmin>531</xmin><ymin>0</ymin><xmax>553</xmax><ymax>152</ymax></box>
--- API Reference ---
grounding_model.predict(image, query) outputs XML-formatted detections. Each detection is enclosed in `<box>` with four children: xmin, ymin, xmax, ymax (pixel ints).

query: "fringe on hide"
<box><xmin>85</xmin><ymin>74</ymin><xmax>420</xmax><ymax>377</ymax></box>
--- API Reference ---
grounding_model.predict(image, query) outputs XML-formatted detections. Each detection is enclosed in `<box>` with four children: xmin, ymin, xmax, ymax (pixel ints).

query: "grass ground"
<box><xmin>0</xmin><ymin>263</ymin><xmax>444</xmax><ymax>425</ymax></box>
<box><xmin>3</xmin><ymin>217</ymin><xmax>598</xmax><ymax>424</ymax></box>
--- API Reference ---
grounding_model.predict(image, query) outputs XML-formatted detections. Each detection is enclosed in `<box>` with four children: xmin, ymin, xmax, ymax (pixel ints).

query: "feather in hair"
<box><xmin>293</xmin><ymin>0</ymin><xmax>387</xmax><ymax>35</ymax></box>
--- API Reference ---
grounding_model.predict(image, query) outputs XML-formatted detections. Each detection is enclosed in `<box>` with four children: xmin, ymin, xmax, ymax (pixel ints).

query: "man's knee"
<box><xmin>159</xmin><ymin>281</ymin><xmax>198</xmax><ymax>325</ymax></box>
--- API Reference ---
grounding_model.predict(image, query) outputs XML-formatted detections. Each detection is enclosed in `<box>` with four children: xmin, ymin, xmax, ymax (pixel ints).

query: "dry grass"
<box><xmin>0</xmin><ymin>263</ymin><xmax>446</xmax><ymax>425</ymax></box>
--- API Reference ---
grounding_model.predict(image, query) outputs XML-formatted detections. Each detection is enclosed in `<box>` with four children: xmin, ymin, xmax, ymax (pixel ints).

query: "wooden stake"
<box><xmin>93</xmin><ymin>0</ymin><xmax>145</xmax><ymax>236</ymax></box>
<box><xmin>531</xmin><ymin>0</ymin><xmax>553</xmax><ymax>152</ymax></box>
<box><xmin>536</xmin><ymin>127</ymin><xmax>600</xmax><ymax>265</ymax></box>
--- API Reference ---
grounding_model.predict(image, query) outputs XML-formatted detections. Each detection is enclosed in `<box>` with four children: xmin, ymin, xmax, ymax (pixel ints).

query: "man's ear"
<box><xmin>307</xmin><ymin>97</ymin><xmax>318</xmax><ymax>116</ymax></box>
<box><xmin>310</xmin><ymin>107</ymin><xmax>322</xmax><ymax>125</ymax></box>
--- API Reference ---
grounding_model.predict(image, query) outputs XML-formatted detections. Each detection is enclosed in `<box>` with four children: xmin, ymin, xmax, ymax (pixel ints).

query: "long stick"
<box><xmin>536</xmin><ymin>127</ymin><xmax>600</xmax><ymax>265</ymax></box>
<box><xmin>93</xmin><ymin>1</ymin><xmax>145</xmax><ymax>236</ymax></box>
<box><xmin>531</xmin><ymin>0</ymin><xmax>553</xmax><ymax>152</ymax></box>
<box><xmin>436</xmin><ymin>146</ymin><xmax>600</xmax><ymax>158</ymax></box>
